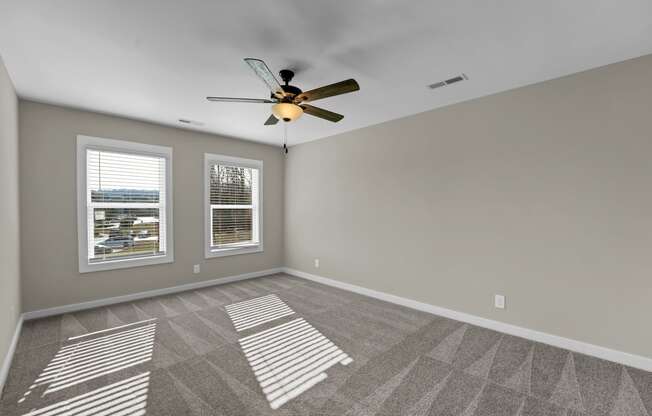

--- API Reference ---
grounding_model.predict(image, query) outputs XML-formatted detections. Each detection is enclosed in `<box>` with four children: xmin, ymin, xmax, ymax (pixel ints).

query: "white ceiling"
<box><xmin>1</xmin><ymin>1</ymin><xmax>651</xmax><ymax>147</ymax></box>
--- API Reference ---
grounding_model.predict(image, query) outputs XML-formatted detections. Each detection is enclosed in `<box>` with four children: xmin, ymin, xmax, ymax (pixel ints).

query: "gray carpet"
<box><xmin>1</xmin><ymin>273</ymin><xmax>650</xmax><ymax>415</ymax></box>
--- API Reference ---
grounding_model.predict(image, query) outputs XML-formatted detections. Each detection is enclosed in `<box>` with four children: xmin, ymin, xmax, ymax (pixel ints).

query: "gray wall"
<box><xmin>285</xmin><ymin>54</ymin><xmax>652</xmax><ymax>358</ymax></box>
<box><xmin>0</xmin><ymin>57</ymin><xmax>21</xmax><ymax>381</ymax></box>
<box><xmin>19</xmin><ymin>101</ymin><xmax>285</xmax><ymax>311</ymax></box>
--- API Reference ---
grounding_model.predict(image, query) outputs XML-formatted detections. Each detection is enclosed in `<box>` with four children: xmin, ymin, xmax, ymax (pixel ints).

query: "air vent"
<box><xmin>178</xmin><ymin>118</ymin><xmax>204</xmax><ymax>126</ymax></box>
<box><xmin>428</xmin><ymin>73</ymin><xmax>468</xmax><ymax>90</ymax></box>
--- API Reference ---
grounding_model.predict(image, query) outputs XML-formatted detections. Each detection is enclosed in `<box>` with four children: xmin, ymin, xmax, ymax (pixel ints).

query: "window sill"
<box><xmin>205</xmin><ymin>244</ymin><xmax>263</xmax><ymax>259</ymax></box>
<box><xmin>79</xmin><ymin>253</ymin><xmax>174</xmax><ymax>273</ymax></box>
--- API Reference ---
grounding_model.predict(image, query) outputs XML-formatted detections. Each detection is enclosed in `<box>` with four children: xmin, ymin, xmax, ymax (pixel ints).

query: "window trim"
<box><xmin>76</xmin><ymin>135</ymin><xmax>174</xmax><ymax>273</ymax></box>
<box><xmin>204</xmin><ymin>153</ymin><xmax>263</xmax><ymax>258</ymax></box>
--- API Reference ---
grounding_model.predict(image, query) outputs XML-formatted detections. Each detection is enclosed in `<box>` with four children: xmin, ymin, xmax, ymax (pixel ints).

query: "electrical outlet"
<box><xmin>494</xmin><ymin>294</ymin><xmax>505</xmax><ymax>309</ymax></box>
<box><xmin>314</xmin><ymin>258</ymin><xmax>320</xmax><ymax>269</ymax></box>
<box><xmin>193</xmin><ymin>264</ymin><xmax>201</xmax><ymax>274</ymax></box>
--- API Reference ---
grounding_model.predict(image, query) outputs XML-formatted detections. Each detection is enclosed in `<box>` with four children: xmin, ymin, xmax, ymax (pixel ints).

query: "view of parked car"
<box><xmin>101</xmin><ymin>235</ymin><xmax>135</xmax><ymax>248</ymax></box>
<box><xmin>92</xmin><ymin>211</ymin><xmax>160</xmax><ymax>259</ymax></box>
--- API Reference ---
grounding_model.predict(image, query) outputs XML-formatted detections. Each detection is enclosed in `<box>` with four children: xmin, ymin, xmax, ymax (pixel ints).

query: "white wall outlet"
<box><xmin>314</xmin><ymin>258</ymin><xmax>320</xmax><ymax>268</ymax></box>
<box><xmin>494</xmin><ymin>294</ymin><xmax>506</xmax><ymax>309</ymax></box>
<box><xmin>193</xmin><ymin>264</ymin><xmax>201</xmax><ymax>274</ymax></box>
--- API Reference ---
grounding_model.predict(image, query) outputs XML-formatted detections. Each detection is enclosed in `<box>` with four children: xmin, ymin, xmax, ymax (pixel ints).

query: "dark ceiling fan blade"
<box><xmin>300</xmin><ymin>104</ymin><xmax>344</xmax><ymax>122</ymax></box>
<box><xmin>244</xmin><ymin>58</ymin><xmax>284</xmax><ymax>98</ymax></box>
<box><xmin>206</xmin><ymin>96</ymin><xmax>275</xmax><ymax>103</ymax></box>
<box><xmin>264</xmin><ymin>114</ymin><xmax>279</xmax><ymax>125</ymax></box>
<box><xmin>295</xmin><ymin>79</ymin><xmax>359</xmax><ymax>103</ymax></box>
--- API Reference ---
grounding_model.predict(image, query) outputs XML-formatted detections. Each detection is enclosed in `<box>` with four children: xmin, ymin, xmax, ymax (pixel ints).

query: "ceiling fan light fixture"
<box><xmin>272</xmin><ymin>103</ymin><xmax>303</xmax><ymax>122</ymax></box>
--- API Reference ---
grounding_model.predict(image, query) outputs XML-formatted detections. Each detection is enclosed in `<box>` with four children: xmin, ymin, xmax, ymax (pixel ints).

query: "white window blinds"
<box><xmin>86</xmin><ymin>149</ymin><xmax>167</xmax><ymax>263</ymax></box>
<box><xmin>206</xmin><ymin>156</ymin><xmax>261</xmax><ymax>255</ymax></box>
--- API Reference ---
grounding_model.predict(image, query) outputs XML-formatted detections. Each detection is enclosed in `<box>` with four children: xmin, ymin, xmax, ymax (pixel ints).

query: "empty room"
<box><xmin>1</xmin><ymin>1</ymin><xmax>651</xmax><ymax>415</ymax></box>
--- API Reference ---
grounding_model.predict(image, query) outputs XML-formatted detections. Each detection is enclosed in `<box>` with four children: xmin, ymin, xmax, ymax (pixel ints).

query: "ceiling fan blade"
<box><xmin>300</xmin><ymin>104</ymin><xmax>344</xmax><ymax>122</ymax></box>
<box><xmin>295</xmin><ymin>79</ymin><xmax>359</xmax><ymax>103</ymax></box>
<box><xmin>264</xmin><ymin>114</ymin><xmax>279</xmax><ymax>125</ymax></box>
<box><xmin>206</xmin><ymin>96</ymin><xmax>275</xmax><ymax>103</ymax></box>
<box><xmin>244</xmin><ymin>58</ymin><xmax>284</xmax><ymax>98</ymax></box>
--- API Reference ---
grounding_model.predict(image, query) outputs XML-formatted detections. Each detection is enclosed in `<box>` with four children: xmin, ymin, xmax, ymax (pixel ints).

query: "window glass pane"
<box><xmin>212</xmin><ymin>208</ymin><xmax>253</xmax><ymax>246</ymax></box>
<box><xmin>210</xmin><ymin>165</ymin><xmax>253</xmax><ymax>205</ymax></box>
<box><xmin>90</xmin><ymin>207</ymin><xmax>162</xmax><ymax>262</ymax></box>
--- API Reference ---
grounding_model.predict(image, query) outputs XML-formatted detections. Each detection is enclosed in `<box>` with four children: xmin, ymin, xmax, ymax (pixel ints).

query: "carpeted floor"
<box><xmin>1</xmin><ymin>273</ymin><xmax>650</xmax><ymax>415</ymax></box>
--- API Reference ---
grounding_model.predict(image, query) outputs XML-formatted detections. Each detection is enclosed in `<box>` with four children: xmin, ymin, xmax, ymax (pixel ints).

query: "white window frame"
<box><xmin>77</xmin><ymin>135</ymin><xmax>174</xmax><ymax>273</ymax></box>
<box><xmin>204</xmin><ymin>153</ymin><xmax>263</xmax><ymax>258</ymax></box>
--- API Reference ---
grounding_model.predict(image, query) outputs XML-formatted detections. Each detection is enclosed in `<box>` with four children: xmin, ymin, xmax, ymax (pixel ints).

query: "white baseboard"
<box><xmin>23</xmin><ymin>268</ymin><xmax>284</xmax><ymax>320</ymax></box>
<box><xmin>0</xmin><ymin>314</ymin><xmax>23</xmax><ymax>397</ymax></box>
<box><xmin>13</xmin><ymin>266</ymin><xmax>652</xmax><ymax>373</ymax></box>
<box><xmin>282</xmin><ymin>267</ymin><xmax>652</xmax><ymax>372</ymax></box>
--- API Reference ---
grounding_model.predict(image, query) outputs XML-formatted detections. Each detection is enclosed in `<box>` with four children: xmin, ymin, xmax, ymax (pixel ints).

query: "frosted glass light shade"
<box><xmin>272</xmin><ymin>103</ymin><xmax>303</xmax><ymax>122</ymax></box>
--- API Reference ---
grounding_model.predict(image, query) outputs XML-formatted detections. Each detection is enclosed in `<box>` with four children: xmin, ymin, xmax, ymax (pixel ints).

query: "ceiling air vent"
<box><xmin>178</xmin><ymin>118</ymin><xmax>205</xmax><ymax>126</ymax></box>
<box><xmin>428</xmin><ymin>73</ymin><xmax>468</xmax><ymax>90</ymax></box>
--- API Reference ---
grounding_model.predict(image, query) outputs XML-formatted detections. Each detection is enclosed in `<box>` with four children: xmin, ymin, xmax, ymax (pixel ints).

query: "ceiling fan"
<box><xmin>206</xmin><ymin>58</ymin><xmax>360</xmax><ymax>125</ymax></box>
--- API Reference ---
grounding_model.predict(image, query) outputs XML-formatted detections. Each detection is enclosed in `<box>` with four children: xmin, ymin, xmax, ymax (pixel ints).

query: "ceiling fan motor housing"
<box><xmin>273</xmin><ymin>85</ymin><xmax>303</xmax><ymax>101</ymax></box>
<box><xmin>274</xmin><ymin>69</ymin><xmax>303</xmax><ymax>101</ymax></box>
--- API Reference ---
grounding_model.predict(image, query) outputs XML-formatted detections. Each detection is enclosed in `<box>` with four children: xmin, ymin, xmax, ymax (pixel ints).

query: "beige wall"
<box><xmin>285</xmin><ymin>54</ymin><xmax>652</xmax><ymax>358</ymax></box>
<box><xmin>19</xmin><ymin>101</ymin><xmax>284</xmax><ymax>311</ymax></box>
<box><xmin>0</xmin><ymin>56</ymin><xmax>21</xmax><ymax>381</ymax></box>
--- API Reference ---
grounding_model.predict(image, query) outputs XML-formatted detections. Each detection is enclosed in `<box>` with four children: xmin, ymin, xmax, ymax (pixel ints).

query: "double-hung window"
<box><xmin>77</xmin><ymin>135</ymin><xmax>173</xmax><ymax>272</ymax></box>
<box><xmin>205</xmin><ymin>153</ymin><xmax>262</xmax><ymax>257</ymax></box>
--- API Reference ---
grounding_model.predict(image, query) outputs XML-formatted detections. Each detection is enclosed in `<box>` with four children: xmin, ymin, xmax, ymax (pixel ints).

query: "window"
<box><xmin>205</xmin><ymin>153</ymin><xmax>262</xmax><ymax>258</ymax></box>
<box><xmin>77</xmin><ymin>135</ymin><xmax>173</xmax><ymax>272</ymax></box>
